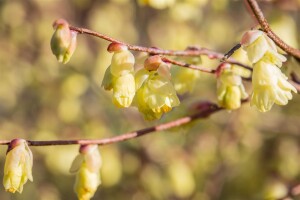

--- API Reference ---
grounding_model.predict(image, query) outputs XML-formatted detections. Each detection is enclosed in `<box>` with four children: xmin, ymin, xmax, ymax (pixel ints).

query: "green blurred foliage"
<box><xmin>0</xmin><ymin>0</ymin><xmax>300</xmax><ymax>199</ymax></box>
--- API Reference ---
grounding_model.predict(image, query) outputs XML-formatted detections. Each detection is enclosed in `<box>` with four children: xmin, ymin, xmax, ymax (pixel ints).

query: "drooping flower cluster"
<box><xmin>3</xmin><ymin>139</ymin><xmax>33</xmax><ymax>193</ymax></box>
<box><xmin>102</xmin><ymin>45</ymin><xmax>180</xmax><ymax>120</ymax></box>
<box><xmin>70</xmin><ymin>145</ymin><xmax>102</xmax><ymax>200</ymax></box>
<box><xmin>134</xmin><ymin>58</ymin><xmax>180</xmax><ymax>120</ymax></box>
<box><xmin>102</xmin><ymin>43</ymin><xmax>136</xmax><ymax>108</ymax></box>
<box><xmin>50</xmin><ymin>19</ymin><xmax>77</xmax><ymax>64</ymax></box>
<box><xmin>217</xmin><ymin>64</ymin><xmax>248</xmax><ymax>110</ymax></box>
<box><xmin>241</xmin><ymin>30</ymin><xmax>297</xmax><ymax>112</ymax></box>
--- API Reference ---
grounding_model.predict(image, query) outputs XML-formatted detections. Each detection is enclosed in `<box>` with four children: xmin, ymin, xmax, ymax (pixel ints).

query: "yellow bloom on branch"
<box><xmin>217</xmin><ymin>66</ymin><xmax>248</xmax><ymax>110</ymax></box>
<box><xmin>251</xmin><ymin>61</ymin><xmax>297</xmax><ymax>112</ymax></box>
<box><xmin>241</xmin><ymin>30</ymin><xmax>297</xmax><ymax>112</ymax></box>
<box><xmin>102</xmin><ymin>44</ymin><xmax>136</xmax><ymax>108</ymax></box>
<box><xmin>70</xmin><ymin>145</ymin><xmax>102</xmax><ymax>200</ymax></box>
<box><xmin>3</xmin><ymin>139</ymin><xmax>33</xmax><ymax>193</ymax></box>
<box><xmin>134</xmin><ymin>66</ymin><xmax>180</xmax><ymax>120</ymax></box>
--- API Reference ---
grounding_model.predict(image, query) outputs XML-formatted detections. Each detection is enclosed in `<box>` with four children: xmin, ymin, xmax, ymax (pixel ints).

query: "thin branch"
<box><xmin>161</xmin><ymin>56</ymin><xmax>253</xmax><ymax>74</ymax></box>
<box><xmin>69</xmin><ymin>25</ymin><xmax>249</xmax><ymax>70</ymax></box>
<box><xmin>246</xmin><ymin>0</ymin><xmax>300</xmax><ymax>60</ymax></box>
<box><xmin>161</xmin><ymin>57</ymin><xmax>216</xmax><ymax>74</ymax></box>
<box><xmin>0</xmin><ymin>102</ymin><xmax>222</xmax><ymax>146</ymax></box>
<box><xmin>70</xmin><ymin>26</ymin><xmax>224</xmax><ymax>57</ymax></box>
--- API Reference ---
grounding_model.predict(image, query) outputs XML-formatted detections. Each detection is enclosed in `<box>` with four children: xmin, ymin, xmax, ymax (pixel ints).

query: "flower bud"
<box><xmin>50</xmin><ymin>19</ymin><xmax>77</xmax><ymax>64</ymax></box>
<box><xmin>3</xmin><ymin>139</ymin><xmax>33</xmax><ymax>193</ymax></box>
<box><xmin>70</xmin><ymin>145</ymin><xmax>102</xmax><ymax>200</ymax></box>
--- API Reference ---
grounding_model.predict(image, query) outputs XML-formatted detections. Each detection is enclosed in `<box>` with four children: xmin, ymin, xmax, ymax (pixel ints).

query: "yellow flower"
<box><xmin>102</xmin><ymin>48</ymin><xmax>136</xmax><ymax>108</ymax></box>
<box><xmin>134</xmin><ymin>66</ymin><xmax>180</xmax><ymax>120</ymax></box>
<box><xmin>3</xmin><ymin>139</ymin><xmax>33</xmax><ymax>193</ymax></box>
<box><xmin>217</xmin><ymin>67</ymin><xmax>248</xmax><ymax>110</ymax></box>
<box><xmin>251</xmin><ymin>61</ymin><xmax>297</xmax><ymax>112</ymax></box>
<box><xmin>50</xmin><ymin>19</ymin><xmax>77</xmax><ymax>64</ymax></box>
<box><xmin>70</xmin><ymin>145</ymin><xmax>102</xmax><ymax>200</ymax></box>
<box><xmin>241</xmin><ymin>30</ymin><xmax>296</xmax><ymax>112</ymax></box>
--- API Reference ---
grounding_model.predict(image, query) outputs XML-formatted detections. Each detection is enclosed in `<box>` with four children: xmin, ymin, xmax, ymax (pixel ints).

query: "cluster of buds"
<box><xmin>50</xmin><ymin>19</ymin><xmax>77</xmax><ymax>64</ymax></box>
<box><xmin>70</xmin><ymin>145</ymin><xmax>102</xmax><ymax>200</ymax></box>
<box><xmin>134</xmin><ymin>55</ymin><xmax>180</xmax><ymax>120</ymax></box>
<box><xmin>241</xmin><ymin>30</ymin><xmax>297</xmax><ymax>112</ymax></box>
<box><xmin>3</xmin><ymin>139</ymin><xmax>33</xmax><ymax>193</ymax></box>
<box><xmin>102</xmin><ymin>43</ymin><xmax>136</xmax><ymax>108</ymax></box>
<box><xmin>216</xmin><ymin>64</ymin><xmax>248</xmax><ymax>110</ymax></box>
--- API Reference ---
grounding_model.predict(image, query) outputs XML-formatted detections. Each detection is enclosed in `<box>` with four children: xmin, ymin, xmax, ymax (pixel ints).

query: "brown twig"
<box><xmin>70</xmin><ymin>26</ymin><xmax>223</xmax><ymax>57</ymax></box>
<box><xmin>69</xmin><ymin>25</ymin><xmax>250</xmax><ymax>70</ymax></box>
<box><xmin>161</xmin><ymin>56</ymin><xmax>253</xmax><ymax>75</ymax></box>
<box><xmin>246</xmin><ymin>0</ymin><xmax>300</xmax><ymax>60</ymax></box>
<box><xmin>161</xmin><ymin>57</ymin><xmax>216</xmax><ymax>73</ymax></box>
<box><xmin>0</xmin><ymin>102</ymin><xmax>222</xmax><ymax>146</ymax></box>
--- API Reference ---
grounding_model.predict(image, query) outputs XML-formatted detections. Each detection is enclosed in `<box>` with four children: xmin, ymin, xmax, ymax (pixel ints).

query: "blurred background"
<box><xmin>0</xmin><ymin>0</ymin><xmax>300</xmax><ymax>199</ymax></box>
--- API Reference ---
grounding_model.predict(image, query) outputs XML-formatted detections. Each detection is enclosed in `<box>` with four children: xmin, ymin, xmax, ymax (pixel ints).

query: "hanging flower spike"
<box><xmin>50</xmin><ymin>19</ymin><xmax>77</xmax><ymax>64</ymax></box>
<box><xmin>3</xmin><ymin>139</ymin><xmax>33</xmax><ymax>193</ymax></box>
<box><xmin>241</xmin><ymin>30</ymin><xmax>297</xmax><ymax>112</ymax></box>
<box><xmin>70</xmin><ymin>145</ymin><xmax>102</xmax><ymax>200</ymax></box>
<box><xmin>134</xmin><ymin>57</ymin><xmax>180</xmax><ymax>120</ymax></box>
<box><xmin>217</xmin><ymin>64</ymin><xmax>248</xmax><ymax>110</ymax></box>
<box><xmin>102</xmin><ymin>43</ymin><xmax>136</xmax><ymax>108</ymax></box>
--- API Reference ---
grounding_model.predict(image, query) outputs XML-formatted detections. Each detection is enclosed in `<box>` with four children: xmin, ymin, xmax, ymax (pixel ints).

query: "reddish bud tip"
<box><xmin>144</xmin><ymin>55</ymin><xmax>162</xmax><ymax>71</ymax></box>
<box><xmin>53</xmin><ymin>19</ymin><xmax>69</xmax><ymax>29</ymax></box>
<box><xmin>79</xmin><ymin>144</ymin><xmax>97</xmax><ymax>154</ymax></box>
<box><xmin>10</xmin><ymin>139</ymin><xmax>26</xmax><ymax>148</ymax></box>
<box><xmin>107</xmin><ymin>43</ymin><xmax>128</xmax><ymax>53</ymax></box>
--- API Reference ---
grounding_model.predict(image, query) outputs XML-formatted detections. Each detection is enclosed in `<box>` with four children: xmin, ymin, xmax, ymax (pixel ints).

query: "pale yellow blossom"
<box><xmin>3</xmin><ymin>139</ymin><xmax>33</xmax><ymax>193</ymax></box>
<box><xmin>70</xmin><ymin>145</ymin><xmax>102</xmax><ymax>200</ymax></box>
